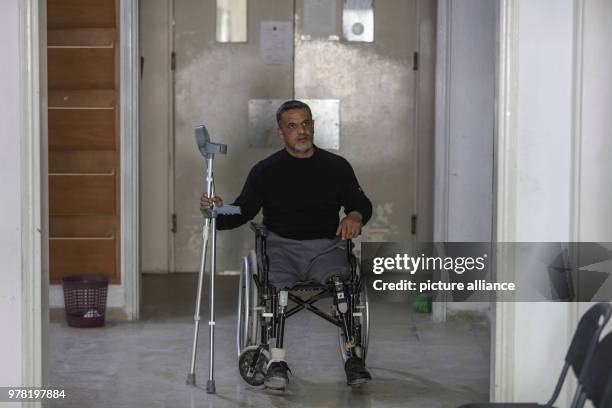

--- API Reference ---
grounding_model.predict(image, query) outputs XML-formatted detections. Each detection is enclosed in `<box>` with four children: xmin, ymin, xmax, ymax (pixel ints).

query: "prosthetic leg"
<box><xmin>332</xmin><ymin>275</ymin><xmax>371</xmax><ymax>385</ymax></box>
<box><xmin>332</xmin><ymin>276</ymin><xmax>356</xmax><ymax>359</ymax></box>
<box><xmin>264</xmin><ymin>289</ymin><xmax>291</xmax><ymax>390</ymax></box>
<box><xmin>187</xmin><ymin>125</ymin><xmax>240</xmax><ymax>393</ymax></box>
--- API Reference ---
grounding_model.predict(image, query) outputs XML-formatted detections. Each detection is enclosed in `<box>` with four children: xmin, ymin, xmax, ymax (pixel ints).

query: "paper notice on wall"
<box><xmin>260</xmin><ymin>21</ymin><xmax>293</xmax><ymax>65</ymax></box>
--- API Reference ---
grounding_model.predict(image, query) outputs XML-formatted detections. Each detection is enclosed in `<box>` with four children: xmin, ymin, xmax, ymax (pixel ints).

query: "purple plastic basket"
<box><xmin>62</xmin><ymin>275</ymin><xmax>109</xmax><ymax>328</ymax></box>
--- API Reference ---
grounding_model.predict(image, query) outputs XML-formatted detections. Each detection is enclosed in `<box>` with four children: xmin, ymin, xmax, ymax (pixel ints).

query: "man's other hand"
<box><xmin>336</xmin><ymin>211</ymin><xmax>363</xmax><ymax>240</ymax></box>
<box><xmin>200</xmin><ymin>193</ymin><xmax>223</xmax><ymax>212</ymax></box>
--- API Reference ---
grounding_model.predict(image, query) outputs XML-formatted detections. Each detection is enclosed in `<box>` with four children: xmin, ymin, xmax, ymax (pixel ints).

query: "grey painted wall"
<box><xmin>435</xmin><ymin>0</ymin><xmax>496</xmax><ymax>316</ymax></box>
<box><xmin>579</xmin><ymin>0</ymin><xmax>612</xmax><ymax>242</ymax></box>
<box><xmin>446</xmin><ymin>0</ymin><xmax>495</xmax><ymax>243</ymax></box>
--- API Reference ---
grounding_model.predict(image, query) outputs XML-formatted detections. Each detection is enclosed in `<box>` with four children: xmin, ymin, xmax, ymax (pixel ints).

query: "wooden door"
<box><xmin>47</xmin><ymin>0</ymin><xmax>121</xmax><ymax>283</ymax></box>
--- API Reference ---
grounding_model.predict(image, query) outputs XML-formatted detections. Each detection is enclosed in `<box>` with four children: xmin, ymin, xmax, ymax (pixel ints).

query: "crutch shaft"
<box><xmin>187</xmin><ymin>219</ymin><xmax>210</xmax><ymax>383</ymax></box>
<box><xmin>187</xmin><ymin>157</ymin><xmax>215</xmax><ymax>386</ymax></box>
<box><xmin>207</xmin><ymin>217</ymin><xmax>217</xmax><ymax>393</ymax></box>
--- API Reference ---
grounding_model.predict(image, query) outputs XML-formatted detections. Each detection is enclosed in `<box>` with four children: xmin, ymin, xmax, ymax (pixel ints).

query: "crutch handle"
<box><xmin>195</xmin><ymin>125</ymin><xmax>227</xmax><ymax>157</ymax></box>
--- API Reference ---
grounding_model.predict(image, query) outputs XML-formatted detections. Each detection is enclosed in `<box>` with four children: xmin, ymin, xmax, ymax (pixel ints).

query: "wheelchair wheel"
<box><xmin>238</xmin><ymin>346</ymin><xmax>270</xmax><ymax>389</ymax></box>
<box><xmin>338</xmin><ymin>280</ymin><xmax>370</xmax><ymax>363</ymax></box>
<box><xmin>236</xmin><ymin>251</ymin><xmax>260</xmax><ymax>356</ymax></box>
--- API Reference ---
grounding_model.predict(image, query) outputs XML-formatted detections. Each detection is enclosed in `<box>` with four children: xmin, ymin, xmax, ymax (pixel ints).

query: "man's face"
<box><xmin>277</xmin><ymin>108</ymin><xmax>315</xmax><ymax>155</ymax></box>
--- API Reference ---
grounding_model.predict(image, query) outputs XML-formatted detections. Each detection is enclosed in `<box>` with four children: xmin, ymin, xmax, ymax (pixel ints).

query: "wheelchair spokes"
<box><xmin>238</xmin><ymin>345</ymin><xmax>270</xmax><ymax>389</ymax></box>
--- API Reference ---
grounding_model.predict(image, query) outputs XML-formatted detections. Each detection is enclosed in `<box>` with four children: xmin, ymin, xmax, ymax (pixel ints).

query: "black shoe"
<box><xmin>264</xmin><ymin>361</ymin><xmax>291</xmax><ymax>390</ymax></box>
<box><xmin>345</xmin><ymin>357</ymin><xmax>372</xmax><ymax>386</ymax></box>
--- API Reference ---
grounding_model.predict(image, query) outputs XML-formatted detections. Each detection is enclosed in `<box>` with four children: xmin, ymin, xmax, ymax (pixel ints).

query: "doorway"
<box><xmin>141</xmin><ymin>0</ymin><xmax>433</xmax><ymax>274</ymax></box>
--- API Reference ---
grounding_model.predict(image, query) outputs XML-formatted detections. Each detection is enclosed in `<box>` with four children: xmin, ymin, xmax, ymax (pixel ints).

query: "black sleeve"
<box><xmin>216</xmin><ymin>165</ymin><xmax>264</xmax><ymax>230</ymax></box>
<box><xmin>340</xmin><ymin>161</ymin><xmax>373</xmax><ymax>226</ymax></box>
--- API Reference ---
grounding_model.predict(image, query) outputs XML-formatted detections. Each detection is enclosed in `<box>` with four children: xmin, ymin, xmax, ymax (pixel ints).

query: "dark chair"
<box><xmin>601</xmin><ymin>372</ymin><xmax>612</xmax><ymax>408</ymax></box>
<box><xmin>457</xmin><ymin>302</ymin><xmax>612</xmax><ymax>408</ymax></box>
<box><xmin>576</xmin><ymin>331</ymin><xmax>612</xmax><ymax>408</ymax></box>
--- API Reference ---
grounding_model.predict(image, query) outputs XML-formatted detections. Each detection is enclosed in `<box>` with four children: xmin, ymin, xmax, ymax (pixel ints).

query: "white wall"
<box><xmin>0</xmin><ymin>0</ymin><xmax>24</xmax><ymax>389</ymax></box>
<box><xmin>512</xmin><ymin>1</ymin><xmax>574</xmax><ymax>401</ymax></box>
<box><xmin>495</xmin><ymin>0</ymin><xmax>612</xmax><ymax>405</ymax></box>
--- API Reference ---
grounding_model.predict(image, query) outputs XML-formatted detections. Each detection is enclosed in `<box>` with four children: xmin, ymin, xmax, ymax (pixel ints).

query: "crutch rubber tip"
<box><xmin>186</xmin><ymin>373</ymin><xmax>196</xmax><ymax>386</ymax></box>
<box><xmin>206</xmin><ymin>380</ymin><xmax>216</xmax><ymax>394</ymax></box>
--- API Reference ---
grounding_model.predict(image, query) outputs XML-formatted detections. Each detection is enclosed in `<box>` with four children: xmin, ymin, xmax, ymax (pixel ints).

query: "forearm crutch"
<box><xmin>187</xmin><ymin>125</ymin><xmax>240</xmax><ymax>393</ymax></box>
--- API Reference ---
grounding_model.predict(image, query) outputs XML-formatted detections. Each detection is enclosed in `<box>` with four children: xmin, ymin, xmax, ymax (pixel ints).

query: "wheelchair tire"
<box><xmin>238</xmin><ymin>346</ymin><xmax>270</xmax><ymax>389</ymax></box>
<box><xmin>247</xmin><ymin>251</ymin><xmax>260</xmax><ymax>345</ymax></box>
<box><xmin>236</xmin><ymin>251</ymin><xmax>261</xmax><ymax>357</ymax></box>
<box><xmin>337</xmin><ymin>278</ymin><xmax>370</xmax><ymax>363</ymax></box>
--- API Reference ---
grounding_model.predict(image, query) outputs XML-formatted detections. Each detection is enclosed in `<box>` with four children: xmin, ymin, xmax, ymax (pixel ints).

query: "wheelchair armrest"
<box><xmin>249</xmin><ymin>222</ymin><xmax>268</xmax><ymax>238</ymax></box>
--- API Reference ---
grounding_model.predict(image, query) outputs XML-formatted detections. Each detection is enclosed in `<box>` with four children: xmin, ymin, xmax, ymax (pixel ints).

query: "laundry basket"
<box><xmin>62</xmin><ymin>275</ymin><xmax>109</xmax><ymax>328</ymax></box>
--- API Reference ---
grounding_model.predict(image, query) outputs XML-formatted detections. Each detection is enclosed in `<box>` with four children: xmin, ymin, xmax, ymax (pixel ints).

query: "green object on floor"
<box><xmin>412</xmin><ymin>296</ymin><xmax>432</xmax><ymax>314</ymax></box>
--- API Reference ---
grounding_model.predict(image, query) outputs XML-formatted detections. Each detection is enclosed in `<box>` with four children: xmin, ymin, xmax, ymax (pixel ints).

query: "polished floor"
<box><xmin>49</xmin><ymin>274</ymin><xmax>489</xmax><ymax>408</ymax></box>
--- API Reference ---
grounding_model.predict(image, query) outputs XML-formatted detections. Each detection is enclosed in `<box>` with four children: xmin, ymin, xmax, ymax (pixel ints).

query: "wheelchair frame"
<box><xmin>236</xmin><ymin>222</ymin><xmax>370</xmax><ymax>388</ymax></box>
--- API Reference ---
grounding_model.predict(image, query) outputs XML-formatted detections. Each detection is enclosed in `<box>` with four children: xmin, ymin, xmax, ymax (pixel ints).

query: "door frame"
<box><xmin>168</xmin><ymin>0</ymin><xmax>176</xmax><ymax>273</ymax></box>
<box><xmin>120</xmin><ymin>0</ymin><xmax>141</xmax><ymax>320</ymax></box>
<box><xmin>139</xmin><ymin>0</ymin><xmax>175</xmax><ymax>274</ymax></box>
<box><xmin>432</xmin><ymin>0</ymin><xmax>451</xmax><ymax>323</ymax></box>
<box><xmin>492</xmin><ymin>1</ymin><xmax>518</xmax><ymax>400</ymax></box>
<box><xmin>21</xmin><ymin>0</ymin><xmax>46</xmax><ymax>389</ymax></box>
<box><xmin>21</xmin><ymin>0</ymin><xmax>140</xmax><ymax>387</ymax></box>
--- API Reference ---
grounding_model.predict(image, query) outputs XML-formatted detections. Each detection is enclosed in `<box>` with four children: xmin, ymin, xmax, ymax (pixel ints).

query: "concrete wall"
<box><xmin>172</xmin><ymin>0</ymin><xmax>294</xmax><ymax>273</ymax></box>
<box><xmin>160</xmin><ymin>0</ymin><xmax>430</xmax><ymax>273</ymax></box>
<box><xmin>293</xmin><ymin>0</ymin><xmax>420</xmax><ymax>249</ymax></box>
<box><xmin>0</xmin><ymin>0</ymin><xmax>24</xmax><ymax>389</ymax></box>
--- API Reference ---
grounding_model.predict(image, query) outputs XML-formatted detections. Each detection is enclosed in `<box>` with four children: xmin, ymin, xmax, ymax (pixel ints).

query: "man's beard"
<box><xmin>289</xmin><ymin>138</ymin><xmax>313</xmax><ymax>153</ymax></box>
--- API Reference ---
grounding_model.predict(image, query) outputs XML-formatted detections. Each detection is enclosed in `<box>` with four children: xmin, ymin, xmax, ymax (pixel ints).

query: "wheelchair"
<box><xmin>236</xmin><ymin>222</ymin><xmax>370</xmax><ymax>388</ymax></box>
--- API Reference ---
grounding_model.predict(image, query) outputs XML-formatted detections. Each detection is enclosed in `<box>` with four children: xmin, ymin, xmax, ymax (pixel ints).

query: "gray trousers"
<box><xmin>266</xmin><ymin>232</ymin><xmax>351</xmax><ymax>290</ymax></box>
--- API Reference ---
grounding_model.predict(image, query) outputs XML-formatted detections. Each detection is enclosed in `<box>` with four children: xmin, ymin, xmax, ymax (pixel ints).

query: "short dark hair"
<box><xmin>276</xmin><ymin>100</ymin><xmax>312</xmax><ymax>126</ymax></box>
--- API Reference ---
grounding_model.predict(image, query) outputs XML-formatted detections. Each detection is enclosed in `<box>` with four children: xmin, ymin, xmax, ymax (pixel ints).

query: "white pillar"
<box><xmin>0</xmin><ymin>0</ymin><xmax>25</xmax><ymax>388</ymax></box>
<box><xmin>495</xmin><ymin>0</ymin><xmax>612</xmax><ymax>406</ymax></box>
<box><xmin>0</xmin><ymin>0</ymin><xmax>45</xmax><ymax>402</ymax></box>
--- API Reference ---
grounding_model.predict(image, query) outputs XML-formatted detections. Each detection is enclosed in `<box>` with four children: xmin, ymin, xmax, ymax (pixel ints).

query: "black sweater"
<box><xmin>217</xmin><ymin>147</ymin><xmax>372</xmax><ymax>240</ymax></box>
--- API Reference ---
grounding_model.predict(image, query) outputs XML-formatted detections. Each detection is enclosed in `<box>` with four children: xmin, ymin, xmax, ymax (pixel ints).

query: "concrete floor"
<box><xmin>49</xmin><ymin>274</ymin><xmax>489</xmax><ymax>408</ymax></box>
